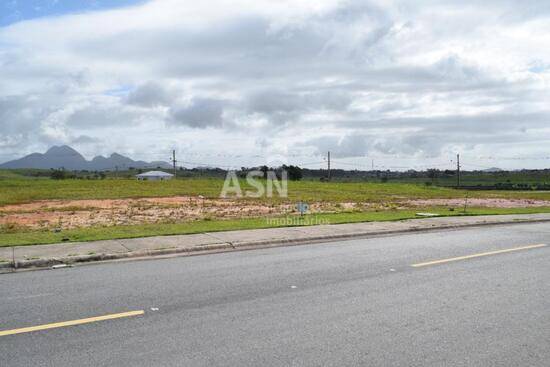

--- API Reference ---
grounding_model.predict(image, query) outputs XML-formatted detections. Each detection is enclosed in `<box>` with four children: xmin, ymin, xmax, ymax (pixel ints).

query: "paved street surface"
<box><xmin>1</xmin><ymin>222</ymin><xmax>549</xmax><ymax>366</ymax></box>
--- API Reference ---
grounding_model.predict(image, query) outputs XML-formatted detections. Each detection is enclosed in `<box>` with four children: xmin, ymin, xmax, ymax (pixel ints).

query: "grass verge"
<box><xmin>1</xmin><ymin>207</ymin><xmax>550</xmax><ymax>247</ymax></box>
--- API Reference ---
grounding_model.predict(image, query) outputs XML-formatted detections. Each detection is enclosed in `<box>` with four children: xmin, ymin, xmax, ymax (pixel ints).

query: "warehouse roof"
<box><xmin>135</xmin><ymin>171</ymin><xmax>174</xmax><ymax>177</ymax></box>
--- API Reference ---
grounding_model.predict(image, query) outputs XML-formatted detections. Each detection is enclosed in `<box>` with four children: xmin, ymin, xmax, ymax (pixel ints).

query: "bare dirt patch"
<box><xmin>4</xmin><ymin>196</ymin><xmax>545</xmax><ymax>231</ymax></box>
<box><xmin>406</xmin><ymin>198</ymin><xmax>550</xmax><ymax>208</ymax></box>
<box><xmin>0</xmin><ymin>196</ymin><xmax>372</xmax><ymax>230</ymax></box>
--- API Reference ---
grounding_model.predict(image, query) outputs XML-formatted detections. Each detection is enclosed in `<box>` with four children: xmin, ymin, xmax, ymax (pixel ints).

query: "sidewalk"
<box><xmin>2</xmin><ymin>213</ymin><xmax>550</xmax><ymax>271</ymax></box>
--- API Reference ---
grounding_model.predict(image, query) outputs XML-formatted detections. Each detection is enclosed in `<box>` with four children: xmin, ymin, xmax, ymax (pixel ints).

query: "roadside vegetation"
<box><xmin>2</xmin><ymin>169</ymin><xmax>550</xmax><ymax>247</ymax></box>
<box><xmin>1</xmin><ymin>206</ymin><xmax>550</xmax><ymax>247</ymax></box>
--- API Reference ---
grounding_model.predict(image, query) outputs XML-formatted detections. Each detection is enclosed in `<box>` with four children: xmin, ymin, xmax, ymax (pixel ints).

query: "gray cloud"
<box><xmin>168</xmin><ymin>98</ymin><xmax>224</xmax><ymax>128</ymax></box>
<box><xmin>66</xmin><ymin>104</ymin><xmax>145</xmax><ymax>128</ymax></box>
<box><xmin>0</xmin><ymin>95</ymin><xmax>38</xmax><ymax>135</ymax></box>
<box><xmin>307</xmin><ymin>134</ymin><xmax>371</xmax><ymax>158</ymax></box>
<box><xmin>247</xmin><ymin>89</ymin><xmax>352</xmax><ymax>115</ymax></box>
<box><xmin>126</xmin><ymin>81</ymin><xmax>175</xmax><ymax>107</ymax></box>
<box><xmin>340</xmin><ymin>111</ymin><xmax>550</xmax><ymax>133</ymax></box>
<box><xmin>70</xmin><ymin>135</ymin><xmax>100</xmax><ymax>144</ymax></box>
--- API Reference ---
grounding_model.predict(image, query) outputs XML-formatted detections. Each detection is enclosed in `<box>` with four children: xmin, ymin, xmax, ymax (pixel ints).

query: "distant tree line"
<box><xmin>49</xmin><ymin>168</ymin><xmax>106</xmax><ymax>180</ymax></box>
<box><xmin>9</xmin><ymin>166</ymin><xmax>550</xmax><ymax>190</ymax></box>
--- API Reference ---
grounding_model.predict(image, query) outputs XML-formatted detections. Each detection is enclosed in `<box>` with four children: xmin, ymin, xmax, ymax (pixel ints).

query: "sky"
<box><xmin>1</xmin><ymin>0</ymin><xmax>550</xmax><ymax>170</ymax></box>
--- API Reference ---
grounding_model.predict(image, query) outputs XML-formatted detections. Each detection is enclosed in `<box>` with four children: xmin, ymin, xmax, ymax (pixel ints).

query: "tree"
<box><xmin>50</xmin><ymin>169</ymin><xmax>66</xmax><ymax>180</ymax></box>
<box><xmin>282</xmin><ymin>165</ymin><xmax>303</xmax><ymax>181</ymax></box>
<box><xmin>427</xmin><ymin>168</ymin><xmax>440</xmax><ymax>183</ymax></box>
<box><xmin>260</xmin><ymin>165</ymin><xmax>269</xmax><ymax>179</ymax></box>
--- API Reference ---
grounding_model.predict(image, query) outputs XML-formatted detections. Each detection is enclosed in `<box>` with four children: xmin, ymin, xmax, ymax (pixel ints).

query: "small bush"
<box><xmin>50</xmin><ymin>169</ymin><xmax>67</xmax><ymax>180</ymax></box>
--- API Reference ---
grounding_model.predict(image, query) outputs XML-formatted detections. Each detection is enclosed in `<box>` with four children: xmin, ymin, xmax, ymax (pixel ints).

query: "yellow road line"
<box><xmin>411</xmin><ymin>244</ymin><xmax>547</xmax><ymax>268</ymax></box>
<box><xmin>0</xmin><ymin>310</ymin><xmax>144</xmax><ymax>337</ymax></box>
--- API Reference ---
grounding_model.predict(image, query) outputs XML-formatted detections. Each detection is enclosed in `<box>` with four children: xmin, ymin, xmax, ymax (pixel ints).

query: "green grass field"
<box><xmin>2</xmin><ymin>176</ymin><xmax>550</xmax><ymax>207</ymax></box>
<box><xmin>1</xmin><ymin>206</ymin><xmax>550</xmax><ymax>247</ymax></box>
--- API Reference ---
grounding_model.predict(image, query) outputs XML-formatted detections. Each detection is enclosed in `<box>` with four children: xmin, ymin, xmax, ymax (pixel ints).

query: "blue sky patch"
<box><xmin>1</xmin><ymin>0</ymin><xmax>145</xmax><ymax>27</ymax></box>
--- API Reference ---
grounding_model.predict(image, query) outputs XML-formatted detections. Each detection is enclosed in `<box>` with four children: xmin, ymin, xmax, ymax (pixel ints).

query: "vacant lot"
<box><xmin>1</xmin><ymin>176</ymin><xmax>550</xmax><ymax>246</ymax></box>
<box><xmin>1</xmin><ymin>194</ymin><xmax>550</xmax><ymax>231</ymax></box>
<box><xmin>0</xmin><ymin>196</ymin><xmax>364</xmax><ymax>230</ymax></box>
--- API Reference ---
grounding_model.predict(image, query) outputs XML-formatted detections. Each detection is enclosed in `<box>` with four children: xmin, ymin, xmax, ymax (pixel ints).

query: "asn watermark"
<box><xmin>266</xmin><ymin>216</ymin><xmax>330</xmax><ymax>226</ymax></box>
<box><xmin>220</xmin><ymin>170</ymin><xmax>288</xmax><ymax>198</ymax></box>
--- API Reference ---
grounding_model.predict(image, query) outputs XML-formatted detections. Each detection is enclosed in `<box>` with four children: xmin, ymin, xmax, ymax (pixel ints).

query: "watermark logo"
<box><xmin>266</xmin><ymin>216</ymin><xmax>330</xmax><ymax>226</ymax></box>
<box><xmin>220</xmin><ymin>170</ymin><xmax>288</xmax><ymax>198</ymax></box>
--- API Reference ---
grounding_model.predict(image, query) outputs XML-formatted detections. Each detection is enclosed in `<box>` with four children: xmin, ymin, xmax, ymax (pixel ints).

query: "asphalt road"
<box><xmin>1</xmin><ymin>222</ymin><xmax>549</xmax><ymax>366</ymax></box>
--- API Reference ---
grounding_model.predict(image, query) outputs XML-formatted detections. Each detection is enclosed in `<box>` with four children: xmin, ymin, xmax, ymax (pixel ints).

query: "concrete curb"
<box><xmin>3</xmin><ymin>216</ymin><xmax>550</xmax><ymax>272</ymax></box>
<box><xmin>4</xmin><ymin>243</ymin><xmax>235</xmax><ymax>271</ymax></box>
<box><xmin>229</xmin><ymin>217</ymin><xmax>550</xmax><ymax>249</ymax></box>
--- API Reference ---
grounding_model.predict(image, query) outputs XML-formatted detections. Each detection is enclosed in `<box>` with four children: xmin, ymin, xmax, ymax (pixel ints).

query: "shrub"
<box><xmin>50</xmin><ymin>169</ymin><xmax>67</xmax><ymax>180</ymax></box>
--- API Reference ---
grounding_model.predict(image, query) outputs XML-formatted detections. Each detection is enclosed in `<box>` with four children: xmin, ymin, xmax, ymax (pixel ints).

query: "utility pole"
<box><xmin>115</xmin><ymin>166</ymin><xmax>118</xmax><ymax>179</ymax></box>
<box><xmin>327</xmin><ymin>151</ymin><xmax>331</xmax><ymax>181</ymax></box>
<box><xmin>172</xmin><ymin>150</ymin><xmax>177</xmax><ymax>178</ymax></box>
<box><xmin>456</xmin><ymin>153</ymin><xmax>461</xmax><ymax>188</ymax></box>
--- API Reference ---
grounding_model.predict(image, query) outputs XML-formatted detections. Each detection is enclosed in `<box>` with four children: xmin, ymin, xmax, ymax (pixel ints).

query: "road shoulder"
<box><xmin>2</xmin><ymin>213</ymin><xmax>550</xmax><ymax>272</ymax></box>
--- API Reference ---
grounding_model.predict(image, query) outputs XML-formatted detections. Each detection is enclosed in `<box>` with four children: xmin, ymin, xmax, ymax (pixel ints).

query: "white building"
<box><xmin>135</xmin><ymin>171</ymin><xmax>174</xmax><ymax>181</ymax></box>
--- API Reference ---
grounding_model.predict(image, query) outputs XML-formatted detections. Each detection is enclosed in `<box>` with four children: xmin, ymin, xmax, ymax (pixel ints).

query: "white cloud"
<box><xmin>0</xmin><ymin>0</ymin><xmax>550</xmax><ymax>169</ymax></box>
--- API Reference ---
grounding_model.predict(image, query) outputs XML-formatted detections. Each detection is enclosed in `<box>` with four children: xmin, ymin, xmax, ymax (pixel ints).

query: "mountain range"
<box><xmin>0</xmin><ymin>146</ymin><xmax>171</xmax><ymax>171</ymax></box>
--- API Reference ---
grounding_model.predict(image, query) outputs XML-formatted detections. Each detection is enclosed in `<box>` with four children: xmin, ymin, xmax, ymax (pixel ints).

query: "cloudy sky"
<box><xmin>1</xmin><ymin>0</ymin><xmax>550</xmax><ymax>170</ymax></box>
